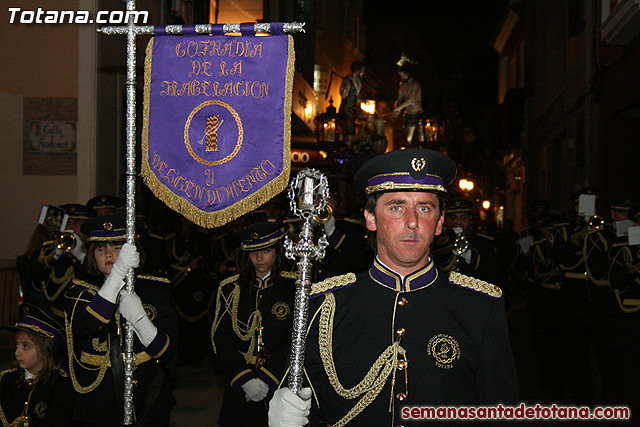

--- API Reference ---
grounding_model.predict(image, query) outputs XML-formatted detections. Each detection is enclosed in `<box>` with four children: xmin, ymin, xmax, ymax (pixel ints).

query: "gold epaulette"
<box><xmin>137</xmin><ymin>274</ymin><xmax>170</xmax><ymax>284</ymax></box>
<box><xmin>448</xmin><ymin>271</ymin><xmax>502</xmax><ymax>298</ymax></box>
<box><xmin>0</xmin><ymin>368</ymin><xmax>16</xmax><ymax>378</ymax></box>
<box><xmin>220</xmin><ymin>274</ymin><xmax>240</xmax><ymax>287</ymax></box>
<box><xmin>72</xmin><ymin>278</ymin><xmax>100</xmax><ymax>292</ymax></box>
<box><xmin>476</xmin><ymin>233</ymin><xmax>495</xmax><ymax>241</ymax></box>
<box><xmin>280</xmin><ymin>271</ymin><xmax>297</xmax><ymax>280</ymax></box>
<box><xmin>310</xmin><ymin>273</ymin><xmax>357</xmax><ymax>296</ymax></box>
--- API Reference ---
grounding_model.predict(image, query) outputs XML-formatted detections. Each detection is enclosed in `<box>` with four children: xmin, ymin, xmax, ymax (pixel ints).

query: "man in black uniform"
<box><xmin>268</xmin><ymin>148</ymin><xmax>519</xmax><ymax>426</ymax></box>
<box><xmin>86</xmin><ymin>194</ymin><xmax>120</xmax><ymax>217</ymax></box>
<box><xmin>551</xmin><ymin>188</ymin><xmax>598</xmax><ymax>405</ymax></box>
<box><xmin>37</xmin><ymin>203</ymin><xmax>95</xmax><ymax>319</ymax></box>
<box><xmin>607</xmin><ymin>205</ymin><xmax>640</xmax><ymax>415</ymax></box>
<box><xmin>436</xmin><ymin>199</ymin><xmax>504</xmax><ymax>284</ymax></box>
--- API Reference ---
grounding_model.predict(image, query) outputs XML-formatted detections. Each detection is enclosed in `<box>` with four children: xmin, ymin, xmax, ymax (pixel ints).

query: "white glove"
<box><xmin>110</xmin><ymin>243</ymin><xmax>140</xmax><ymax>280</ymax></box>
<box><xmin>268</xmin><ymin>387</ymin><xmax>312</xmax><ymax>427</ymax></box>
<box><xmin>118</xmin><ymin>290</ymin><xmax>158</xmax><ymax>347</ymax></box>
<box><xmin>70</xmin><ymin>234</ymin><xmax>86</xmax><ymax>263</ymax></box>
<box><xmin>53</xmin><ymin>232</ymin><xmax>85</xmax><ymax>261</ymax></box>
<box><xmin>453</xmin><ymin>248</ymin><xmax>473</xmax><ymax>264</ymax></box>
<box><xmin>323</xmin><ymin>215</ymin><xmax>337</xmax><ymax>237</ymax></box>
<box><xmin>97</xmin><ymin>243</ymin><xmax>139</xmax><ymax>303</ymax></box>
<box><xmin>241</xmin><ymin>378</ymin><xmax>269</xmax><ymax>402</ymax></box>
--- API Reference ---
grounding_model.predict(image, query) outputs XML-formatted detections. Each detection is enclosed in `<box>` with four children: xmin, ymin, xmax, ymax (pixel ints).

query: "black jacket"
<box><xmin>64</xmin><ymin>273</ymin><xmax>177</xmax><ymax>425</ymax></box>
<box><xmin>304</xmin><ymin>258</ymin><xmax>519</xmax><ymax>426</ymax></box>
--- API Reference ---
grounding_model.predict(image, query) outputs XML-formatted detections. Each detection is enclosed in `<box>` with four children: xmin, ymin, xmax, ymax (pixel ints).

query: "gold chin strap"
<box><xmin>318</xmin><ymin>293</ymin><xmax>407</xmax><ymax>427</ymax></box>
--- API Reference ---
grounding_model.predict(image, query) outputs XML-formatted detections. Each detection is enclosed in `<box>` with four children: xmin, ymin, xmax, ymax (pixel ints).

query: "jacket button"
<box><xmin>396</xmin><ymin>392</ymin><xmax>407</xmax><ymax>401</ymax></box>
<box><xmin>397</xmin><ymin>359</ymin><xmax>408</xmax><ymax>370</ymax></box>
<box><xmin>396</xmin><ymin>328</ymin><xmax>406</xmax><ymax>338</ymax></box>
<box><xmin>398</xmin><ymin>297</ymin><xmax>408</xmax><ymax>306</ymax></box>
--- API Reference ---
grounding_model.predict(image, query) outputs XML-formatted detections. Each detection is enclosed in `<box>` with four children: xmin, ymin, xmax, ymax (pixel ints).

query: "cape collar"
<box><xmin>370</xmin><ymin>256</ymin><xmax>438</xmax><ymax>292</ymax></box>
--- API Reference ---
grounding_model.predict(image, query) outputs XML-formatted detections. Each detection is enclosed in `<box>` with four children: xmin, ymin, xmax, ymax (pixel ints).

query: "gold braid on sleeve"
<box><xmin>318</xmin><ymin>293</ymin><xmax>406</xmax><ymax>426</ymax></box>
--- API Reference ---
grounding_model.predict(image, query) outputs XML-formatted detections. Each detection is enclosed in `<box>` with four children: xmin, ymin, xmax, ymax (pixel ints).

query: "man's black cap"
<box><xmin>86</xmin><ymin>194</ymin><xmax>119</xmax><ymax>211</ymax></box>
<box><xmin>571</xmin><ymin>187</ymin><xmax>598</xmax><ymax>203</ymax></box>
<box><xmin>611</xmin><ymin>197</ymin><xmax>635</xmax><ymax>211</ymax></box>
<box><xmin>60</xmin><ymin>203</ymin><xmax>96</xmax><ymax>221</ymax></box>
<box><xmin>354</xmin><ymin>148</ymin><xmax>456</xmax><ymax>196</ymax></box>
<box><xmin>445</xmin><ymin>198</ymin><xmax>474</xmax><ymax>214</ymax></box>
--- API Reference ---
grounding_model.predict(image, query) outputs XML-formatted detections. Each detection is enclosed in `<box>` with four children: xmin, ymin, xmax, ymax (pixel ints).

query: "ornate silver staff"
<box><xmin>284</xmin><ymin>169</ymin><xmax>329</xmax><ymax>394</ymax></box>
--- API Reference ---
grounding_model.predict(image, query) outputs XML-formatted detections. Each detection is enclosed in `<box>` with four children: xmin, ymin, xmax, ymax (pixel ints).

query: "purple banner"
<box><xmin>142</xmin><ymin>32</ymin><xmax>294</xmax><ymax>228</ymax></box>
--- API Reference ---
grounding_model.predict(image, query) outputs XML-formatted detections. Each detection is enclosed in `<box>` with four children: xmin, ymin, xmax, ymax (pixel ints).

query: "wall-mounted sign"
<box><xmin>291</xmin><ymin>148</ymin><xmax>320</xmax><ymax>166</ymax></box>
<box><xmin>28</xmin><ymin>121</ymin><xmax>76</xmax><ymax>153</ymax></box>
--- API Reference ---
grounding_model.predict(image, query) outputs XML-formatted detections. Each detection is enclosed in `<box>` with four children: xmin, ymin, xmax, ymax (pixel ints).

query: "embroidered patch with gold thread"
<box><xmin>271</xmin><ymin>302</ymin><xmax>290</xmax><ymax>320</ymax></box>
<box><xmin>427</xmin><ymin>334</ymin><xmax>460</xmax><ymax>369</ymax></box>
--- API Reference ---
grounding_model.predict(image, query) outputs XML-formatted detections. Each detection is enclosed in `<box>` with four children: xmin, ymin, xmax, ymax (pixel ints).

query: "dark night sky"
<box><xmin>362</xmin><ymin>0</ymin><xmax>509</xmax><ymax>120</ymax></box>
<box><xmin>363</xmin><ymin>0</ymin><xmax>507</xmax><ymax>52</ymax></box>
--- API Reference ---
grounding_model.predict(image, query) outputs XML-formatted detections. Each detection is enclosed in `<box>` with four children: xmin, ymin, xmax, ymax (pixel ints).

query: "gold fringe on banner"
<box><xmin>141</xmin><ymin>35</ymin><xmax>294</xmax><ymax>229</ymax></box>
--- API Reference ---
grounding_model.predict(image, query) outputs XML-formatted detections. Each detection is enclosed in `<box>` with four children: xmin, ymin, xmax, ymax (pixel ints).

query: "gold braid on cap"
<box><xmin>14</xmin><ymin>323</ymin><xmax>56</xmax><ymax>339</ymax></box>
<box><xmin>365</xmin><ymin>181</ymin><xmax>446</xmax><ymax>195</ymax></box>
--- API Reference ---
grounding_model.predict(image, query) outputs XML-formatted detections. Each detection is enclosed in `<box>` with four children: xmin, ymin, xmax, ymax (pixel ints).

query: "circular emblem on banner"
<box><xmin>427</xmin><ymin>334</ymin><xmax>460</xmax><ymax>369</ymax></box>
<box><xmin>272</xmin><ymin>302</ymin><xmax>290</xmax><ymax>320</ymax></box>
<box><xmin>184</xmin><ymin>100</ymin><xmax>244</xmax><ymax>166</ymax></box>
<box><xmin>143</xmin><ymin>304</ymin><xmax>157</xmax><ymax>322</ymax></box>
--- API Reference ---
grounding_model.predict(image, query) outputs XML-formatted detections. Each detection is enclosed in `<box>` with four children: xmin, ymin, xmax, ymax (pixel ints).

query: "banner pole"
<box><xmin>123</xmin><ymin>0</ymin><xmax>137</xmax><ymax>424</ymax></box>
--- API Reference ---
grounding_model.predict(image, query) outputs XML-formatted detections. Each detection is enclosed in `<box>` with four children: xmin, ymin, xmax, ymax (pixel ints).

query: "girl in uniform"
<box><xmin>1</xmin><ymin>303</ymin><xmax>74</xmax><ymax>426</ymax></box>
<box><xmin>64</xmin><ymin>215</ymin><xmax>177</xmax><ymax>426</ymax></box>
<box><xmin>211</xmin><ymin>222</ymin><xmax>296</xmax><ymax>426</ymax></box>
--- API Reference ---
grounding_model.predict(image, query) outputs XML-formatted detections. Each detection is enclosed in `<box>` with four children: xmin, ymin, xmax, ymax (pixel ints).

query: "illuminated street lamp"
<box><xmin>315</xmin><ymin>97</ymin><xmax>339</xmax><ymax>142</ymax></box>
<box><xmin>459</xmin><ymin>178</ymin><xmax>474</xmax><ymax>191</ymax></box>
<box><xmin>482</xmin><ymin>200</ymin><xmax>491</xmax><ymax>210</ymax></box>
